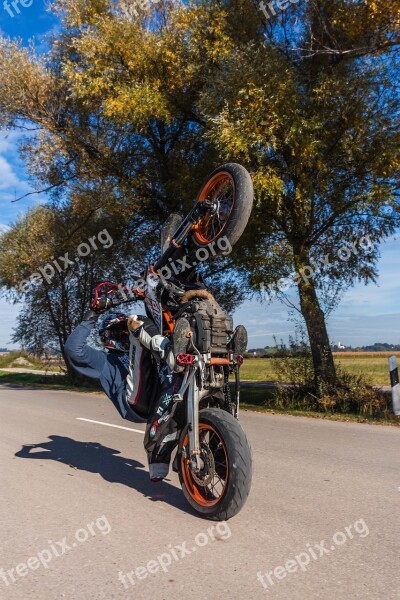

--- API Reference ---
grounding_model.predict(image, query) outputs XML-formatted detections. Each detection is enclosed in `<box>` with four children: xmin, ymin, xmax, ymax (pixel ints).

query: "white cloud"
<box><xmin>0</xmin><ymin>130</ymin><xmax>29</xmax><ymax>196</ymax></box>
<box><xmin>0</xmin><ymin>129</ymin><xmax>36</xmax><ymax>221</ymax></box>
<box><xmin>0</xmin><ymin>130</ymin><xmax>22</xmax><ymax>153</ymax></box>
<box><xmin>0</xmin><ymin>156</ymin><xmax>20</xmax><ymax>190</ymax></box>
<box><xmin>0</xmin><ymin>299</ymin><xmax>21</xmax><ymax>349</ymax></box>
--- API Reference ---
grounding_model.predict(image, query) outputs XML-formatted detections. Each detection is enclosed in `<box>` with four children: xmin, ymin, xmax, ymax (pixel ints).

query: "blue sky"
<box><xmin>0</xmin><ymin>0</ymin><xmax>56</xmax><ymax>41</ymax></box>
<box><xmin>0</xmin><ymin>0</ymin><xmax>399</xmax><ymax>349</ymax></box>
<box><xmin>234</xmin><ymin>234</ymin><xmax>400</xmax><ymax>348</ymax></box>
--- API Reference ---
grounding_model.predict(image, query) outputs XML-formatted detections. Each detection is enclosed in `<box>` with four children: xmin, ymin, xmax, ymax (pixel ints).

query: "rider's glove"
<box><xmin>90</xmin><ymin>297</ymin><xmax>112</xmax><ymax>314</ymax></box>
<box><xmin>83</xmin><ymin>309</ymin><xmax>100</xmax><ymax>322</ymax></box>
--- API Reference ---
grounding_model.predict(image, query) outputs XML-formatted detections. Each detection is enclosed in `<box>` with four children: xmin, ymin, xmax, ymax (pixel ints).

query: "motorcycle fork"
<box><xmin>186</xmin><ymin>370</ymin><xmax>202</xmax><ymax>472</ymax></box>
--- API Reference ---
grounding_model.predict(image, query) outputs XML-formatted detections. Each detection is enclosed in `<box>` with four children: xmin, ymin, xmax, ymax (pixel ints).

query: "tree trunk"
<box><xmin>295</xmin><ymin>255</ymin><xmax>337</xmax><ymax>390</ymax></box>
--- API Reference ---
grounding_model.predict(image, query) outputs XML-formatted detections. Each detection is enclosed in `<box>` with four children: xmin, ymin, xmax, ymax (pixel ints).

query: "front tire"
<box><xmin>192</xmin><ymin>163</ymin><xmax>253</xmax><ymax>252</ymax></box>
<box><xmin>178</xmin><ymin>408</ymin><xmax>253</xmax><ymax>520</ymax></box>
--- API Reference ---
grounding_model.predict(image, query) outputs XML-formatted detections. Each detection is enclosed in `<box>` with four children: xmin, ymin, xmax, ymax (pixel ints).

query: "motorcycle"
<box><xmin>92</xmin><ymin>163</ymin><xmax>254</xmax><ymax>520</ymax></box>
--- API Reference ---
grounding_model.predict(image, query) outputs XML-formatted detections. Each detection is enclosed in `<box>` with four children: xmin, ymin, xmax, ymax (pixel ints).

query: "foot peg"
<box><xmin>176</xmin><ymin>353</ymin><xmax>195</xmax><ymax>366</ymax></box>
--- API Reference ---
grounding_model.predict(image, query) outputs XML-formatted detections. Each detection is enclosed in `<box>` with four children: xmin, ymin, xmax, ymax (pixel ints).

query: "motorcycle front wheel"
<box><xmin>192</xmin><ymin>163</ymin><xmax>253</xmax><ymax>252</ymax></box>
<box><xmin>178</xmin><ymin>408</ymin><xmax>253</xmax><ymax>520</ymax></box>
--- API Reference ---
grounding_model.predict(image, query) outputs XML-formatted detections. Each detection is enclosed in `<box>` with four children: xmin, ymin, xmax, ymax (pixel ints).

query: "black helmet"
<box><xmin>99</xmin><ymin>313</ymin><xmax>129</xmax><ymax>352</ymax></box>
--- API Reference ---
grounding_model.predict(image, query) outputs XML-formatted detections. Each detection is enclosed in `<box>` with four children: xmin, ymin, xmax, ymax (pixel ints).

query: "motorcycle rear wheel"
<box><xmin>192</xmin><ymin>163</ymin><xmax>253</xmax><ymax>251</ymax></box>
<box><xmin>178</xmin><ymin>408</ymin><xmax>253</xmax><ymax>520</ymax></box>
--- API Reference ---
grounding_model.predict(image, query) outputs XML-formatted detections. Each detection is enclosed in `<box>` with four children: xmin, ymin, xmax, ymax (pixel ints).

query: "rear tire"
<box><xmin>192</xmin><ymin>163</ymin><xmax>253</xmax><ymax>252</ymax></box>
<box><xmin>178</xmin><ymin>408</ymin><xmax>253</xmax><ymax>520</ymax></box>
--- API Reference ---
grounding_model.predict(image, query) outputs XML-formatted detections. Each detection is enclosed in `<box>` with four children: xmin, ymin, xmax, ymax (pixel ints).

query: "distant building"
<box><xmin>331</xmin><ymin>341</ymin><xmax>347</xmax><ymax>351</ymax></box>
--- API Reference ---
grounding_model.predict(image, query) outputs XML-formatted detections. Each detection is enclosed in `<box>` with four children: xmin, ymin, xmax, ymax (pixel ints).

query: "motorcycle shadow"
<box><xmin>15</xmin><ymin>435</ymin><xmax>196</xmax><ymax>516</ymax></box>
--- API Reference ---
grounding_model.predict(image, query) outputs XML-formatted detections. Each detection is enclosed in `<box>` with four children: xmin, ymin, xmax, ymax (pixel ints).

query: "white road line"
<box><xmin>76</xmin><ymin>418</ymin><xmax>145</xmax><ymax>435</ymax></box>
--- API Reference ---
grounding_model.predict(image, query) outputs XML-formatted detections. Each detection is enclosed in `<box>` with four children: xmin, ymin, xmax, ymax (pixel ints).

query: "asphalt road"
<box><xmin>0</xmin><ymin>384</ymin><xmax>399</xmax><ymax>600</ymax></box>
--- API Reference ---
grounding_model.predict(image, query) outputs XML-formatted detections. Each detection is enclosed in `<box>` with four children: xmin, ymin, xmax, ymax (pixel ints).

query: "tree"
<box><xmin>188</xmin><ymin>0</ymin><xmax>400</xmax><ymax>388</ymax></box>
<box><xmin>0</xmin><ymin>0</ymin><xmax>398</xmax><ymax>389</ymax></box>
<box><xmin>55</xmin><ymin>0</ymin><xmax>400</xmax><ymax>388</ymax></box>
<box><xmin>0</xmin><ymin>1</ymin><xmax>246</xmax><ymax>349</ymax></box>
<box><xmin>0</xmin><ymin>203</ymin><xmax>154</xmax><ymax>377</ymax></box>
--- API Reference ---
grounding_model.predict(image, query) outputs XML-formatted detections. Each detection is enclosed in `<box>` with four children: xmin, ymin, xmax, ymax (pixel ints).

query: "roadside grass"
<box><xmin>1</xmin><ymin>370</ymin><xmax>398</xmax><ymax>426</ymax></box>
<box><xmin>238</xmin><ymin>387</ymin><xmax>400</xmax><ymax>427</ymax></box>
<box><xmin>0</xmin><ymin>371</ymin><xmax>99</xmax><ymax>393</ymax></box>
<box><xmin>333</xmin><ymin>353</ymin><xmax>399</xmax><ymax>386</ymax></box>
<box><xmin>0</xmin><ymin>351</ymin><xmax>43</xmax><ymax>370</ymax></box>
<box><xmin>240</xmin><ymin>359</ymin><xmax>277</xmax><ymax>381</ymax></box>
<box><xmin>0</xmin><ymin>351</ymin><xmax>62</xmax><ymax>372</ymax></box>
<box><xmin>3</xmin><ymin>351</ymin><xmax>395</xmax><ymax>384</ymax></box>
<box><xmin>241</xmin><ymin>353</ymin><xmax>399</xmax><ymax>385</ymax></box>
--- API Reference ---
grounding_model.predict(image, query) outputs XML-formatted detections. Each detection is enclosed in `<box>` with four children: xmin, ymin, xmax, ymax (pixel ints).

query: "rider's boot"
<box><xmin>166</xmin><ymin>317</ymin><xmax>192</xmax><ymax>373</ymax></box>
<box><xmin>128</xmin><ymin>314</ymin><xmax>192</xmax><ymax>373</ymax></box>
<box><xmin>229</xmin><ymin>324</ymin><xmax>248</xmax><ymax>355</ymax></box>
<box><xmin>145</xmin><ymin>377</ymin><xmax>182</xmax><ymax>482</ymax></box>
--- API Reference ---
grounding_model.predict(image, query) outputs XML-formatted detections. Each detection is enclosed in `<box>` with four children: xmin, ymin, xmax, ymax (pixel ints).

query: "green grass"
<box><xmin>0</xmin><ymin>351</ymin><xmax>62</xmax><ymax>372</ymax></box>
<box><xmin>0</xmin><ymin>351</ymin><xmax>42</xmax><ymax>370</ymax></box>
<box><xmin>3</xmin><ymin>351</ymin><xmax>394</xmax><ymax>385</ymax></box>
<box><xmin>1</xmin><ymin>366</ymin><xmax>398</xmax><ymax>426</ymax></box>
<box><xmin>240</xmin><ymin>359</ymin><xmax>278</xmax><ymax>381</ymax></box>
<box><xmin>238</xmin><ymin>387</ymin><xmax>399</xmax><ymax>426</ymax></box>
<box><xmin>241</xmin><ymin>354</ymin><xmax>397</xmax><ymax>385</ymax></box>
<box><xmin>0</xmin><ymin>371</ymin><xmax>99</xmax><ymax>393</ymax></box>
<box><xmin>333</xmin><ymin>354</ymin><xmax>396</xmax><ymax>386</ymax></box>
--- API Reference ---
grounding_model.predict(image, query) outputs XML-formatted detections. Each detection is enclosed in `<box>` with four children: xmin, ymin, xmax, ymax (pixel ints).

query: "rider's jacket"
<box><xmin>64</xmin><ymin>314</ymin><xmax>158</xmax><ymax>423</ymax></box>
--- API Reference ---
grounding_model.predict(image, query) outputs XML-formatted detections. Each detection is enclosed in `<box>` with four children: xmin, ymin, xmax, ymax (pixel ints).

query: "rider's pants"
<box><xmin>125</xmin><ymin>316</ymin><xmax>182</xmax><ymax>479</ymax></box>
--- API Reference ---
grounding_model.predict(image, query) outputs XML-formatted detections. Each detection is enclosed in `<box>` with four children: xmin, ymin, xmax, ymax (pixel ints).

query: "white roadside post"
<box><xmin>388</xmin><ymin>356</ymin><xmax>400</xmax><ymax>416</ymax></box>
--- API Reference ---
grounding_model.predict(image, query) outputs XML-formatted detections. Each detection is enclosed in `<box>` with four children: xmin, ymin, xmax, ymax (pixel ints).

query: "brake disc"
<box><xmin>191</xmin><ymin>442</ymin><xmax>215</xmax><ymax>487</ymax></box>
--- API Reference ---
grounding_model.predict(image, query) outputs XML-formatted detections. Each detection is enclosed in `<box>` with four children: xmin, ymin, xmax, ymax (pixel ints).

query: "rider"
<box><xmin>64</xmin><ymin>305</ymin><xmax>191</xmax><ymax>482</ymax></box>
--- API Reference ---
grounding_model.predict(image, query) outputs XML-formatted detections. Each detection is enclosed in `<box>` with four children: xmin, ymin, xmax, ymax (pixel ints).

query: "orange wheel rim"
<box><xmin>180</xmin><ymin>423</ymin><xmax>229</xmax><ymax>507</ymax></box>
<box><xmin>193</xmin><ymin>172</ymin><xmax>235</xmax><ymax>245</ymax></box>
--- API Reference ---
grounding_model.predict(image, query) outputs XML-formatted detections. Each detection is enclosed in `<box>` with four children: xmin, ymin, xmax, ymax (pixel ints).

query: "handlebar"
<box><xmin>91</xmin><ymin>281</ymin><xmax>143</xmax><ymax>313</ymax></box>
<box><xmin>95</xmin><ymin>296</ymin><xmax>124</xmax><ymax>311</ymax></box>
